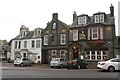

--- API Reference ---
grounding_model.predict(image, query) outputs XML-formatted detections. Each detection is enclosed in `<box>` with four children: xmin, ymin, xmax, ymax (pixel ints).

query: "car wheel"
<box><xmin>77</xmin><ymin>65</ymin><xmax>81</xmax><ymax>69</ymax></box>
<box><xmin>86</xmin><ymin>65</ymin><xmax>88</xmax><ymax>69</ymax></box>
<box><xmin>30</xmin><ymin>63</ymin><xmax>32</xmax><ymax>66</ymax></box>
<box><xmin>20</xmin><ymin>63</ymin><xmax>24</xmax><ymax>67</ymax></box>
<box><xmin>108</xmin><ymin>66</ymin><xmax>115</xmax><ymax>72</ymax></box>
<box><xmin>67</xmin><ymin>67</ymin><xmax>70</xmax><ymax>69</ymax></box>
<box><xmin>51</xmin><ymin>66</ymin><xmax>53</xmax><ymax>68</ymax></box>
<box><xmin>59</xmin><ymin>65</ymin><xmax>63</xmax><ymax>68</ymax></box>
<box><xmin>14</xmin><ymin>64</ymin><xmax>17</xmax><ymax>66</ymax></box>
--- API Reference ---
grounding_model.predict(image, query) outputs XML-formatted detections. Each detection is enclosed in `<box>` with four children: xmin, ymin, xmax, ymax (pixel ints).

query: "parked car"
<box><xmin>97</xmin><ymin>58</ymin><xmax>120</xmax><ymax>72</ymax></box>
<box><xmin>67</xmin><ymin>59</ymin><xmax>88</xmax><ymax>69</ymax></box>
<box><xmin>50</xmin><ymin>58</ymin><xmax>67</xmax><ymax>68</ymax></box>
<box><xmin>14</xmin><ymin>57</ymin><xmax>32</xmax><ymax>67</ymax></box>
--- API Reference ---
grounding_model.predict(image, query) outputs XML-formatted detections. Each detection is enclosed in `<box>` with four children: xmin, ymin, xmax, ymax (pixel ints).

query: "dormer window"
<box><xmin>78</xmin><ymin>16</ymin><xmax>87</xmax><ymax>25</ymax></box>
<box><xmin>38</xmin><ymin>30</ymin><xmax>40</xmax><ymax>35</ymax></box>
<box><xmin>94</xmin><ymin>14</ymin><xmax>105</xmax><ymax>23</ymax></box>
<box><xmin>34</xmin><ymin>28</ymin><xmax>41</xmax><ymax>37</ymax></box>
<box><xmin>94</xmin><ymin>15</ymin><xmax>99</xmax><ymax>23</ymax></box>
<box><xmin>100</xmin><ymin>14</ymin><xmax>104</xmax><ymax>23</ymax></box>
<box><xmin>53</xmin><ymin>23</ymin><xmax>56</xmax><ymax>29</ymax></box>
<box><xmin>35</xmin><ymin>30</ymin><xmax>37</xmax><ymax>36</ymax></box>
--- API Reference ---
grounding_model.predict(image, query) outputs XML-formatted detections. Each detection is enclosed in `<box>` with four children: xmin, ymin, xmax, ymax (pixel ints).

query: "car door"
<box><xmin>22</xmin><ymin>58</ymin><xmax>26</xmax><ymax>65</ymax></box>
<box><xmin>116</xmin><ymin>59</ymin><xmax>120</xmax><ymax>70</ymax></box>
<box><xmin>110</xmin><ymin>59</ymin><xmax>118</xmax><ymax>70</ymax></box>
<box><xmin>26</xmin><ymin>58</ymin><xmax>30</xmax><ymax>65</ymax></box>
<box><xmin>60</xmin><ymin>59</ymin><xmax>66</xmax><ymax>66</ymax></box>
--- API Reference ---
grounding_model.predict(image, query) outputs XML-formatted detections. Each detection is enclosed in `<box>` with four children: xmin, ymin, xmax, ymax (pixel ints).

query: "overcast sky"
<box><xmin>0</xmin><ymin>0</ymin><xmax>119</xmax><ymax>42</ymax></box>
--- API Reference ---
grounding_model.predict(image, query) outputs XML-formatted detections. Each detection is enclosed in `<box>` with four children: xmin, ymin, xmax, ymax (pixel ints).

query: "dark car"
<box><xmin>67</xmin><ymin>59</ymin><xmax>88</xmax><ymax>69</ymax></box>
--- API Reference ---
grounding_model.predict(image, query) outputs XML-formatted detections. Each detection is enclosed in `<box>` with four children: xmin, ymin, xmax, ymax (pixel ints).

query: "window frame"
<box><xmin>52</xmin><ymin>50</ymin><xmax>57</xmax><ymax>58</ymax></box>
<box><xmin>73</xmin><ymin>30</ymin><xmax>78</xmax><ymax>41</ymax></box>
<box><xmin>60</xmin><ymin>50</ymin><xmax>66</xmax><ymax>58</ymax></box>
<box><xmin>100</xmin><ymin>14</ymin><xmax>104</xmax><ymax>23</ymax></box>
<box><xmin>60</xmin><ymin>34</ymin><xmax>66</xmax><ymax>45</ymax></box>
<box><xmin>78</xmin><ymin>16</ymin><xmax>87</xmax><ymax>25</ymax></box>
<box><xmin>94</xmin><ymin>15</ymin><xmax>99</xmax><ymax>23</ymax></box>
<box><xmin>36</xmin><ymin>40</ymin><xmax>40</xmax><ymax>48</ymax></box>
<box><xmin>53</xmin><ymin>23</ymin><xmax>56</xmax><ymax>29</ymax></box>
<box><xmin>15</xmin><ymin>41</ymin><xmax>18</xmax><ymax>49</ymax></box>
<box><xmin>100</xmin><ymin>27</ymin><xmax>103</xmax><ymax>39</ymax></box>
<box><xmin>31</xmin><ymin>40</ymin><xmax>35</xmax><ymax>48</ymax></box>
<box><xmin>24</xmin><ymin>41</ymin><xmax>27</xmax><ymax>48</ymax></box>
<box><xmin>91</xmin><ymin>27</ymin><xmax>98</xmax><ymax>40</ymax></box>
<box><xmin>44</xmin><ymin>35</ymin><xmax>48</xmax><ymax>45</ymax></box>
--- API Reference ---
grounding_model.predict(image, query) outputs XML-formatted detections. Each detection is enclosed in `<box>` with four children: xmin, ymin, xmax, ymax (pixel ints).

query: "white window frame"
<box><xmin>60</xmin><ymin>34</ymin><xmax>66</xmax><ymax>45</ymax></box>
<box><xmin>94</xmin><ymin>15</ymin><xmax>99</xmax><ymax>23</ymax></box>
<box><xmin>78</xmin><ymin>16</ymin><xmax>87</xmax><ymax>25</ymax></box>
<box><xmin>60</xmin><ymin>50</ymin><xmax>66</xmax><ymax>58</ymax></box>
<box><xmin>88</xmin><ymin>28</ymin><xmax>91</xmax><ymax>40</ymax></box>
<box><xmin>36</xmin><ymin>40</ymin><xmax>40</xmax><ymax>48</ymax></box>
<box><xmin>100</xmin><ymin>27</ymin><xmax>103</xmax><ymax>39</ymax></box>
<box><xmin>24</xmin><ymin>41</ymin><xmax>27</xmax><ymax>48</ymax></box>
<box><xmin>15</xmin><ymin>41</ymin><xmax>18</xmax><ymax>49</ymax></box>
<box><xmin>31</xmin><ymin>40</ymin><xmax>35</xmax><ymax>48</ymax></box>
<box><xmin>78</xmin><ymin>17</ymin><xmax>83</xmax><ymax>24</ymax></box>
<box><xmin>92</xmin><ymin>27</ymin><xmax>98</xmax><ymax>40</ymax></box>
<box><xmin>52</xmin><ymin>50</ymin><xmax>57</xmax><ymax>58</ymax></box>
<box><xmin>44</xmin><ymin>35</ymin><xmax>48</xmax><ymax>45</ymax></box>
<box><xmin>83</xmin><ymin>16</ymin><xmax>87</xmax><ymax>24</ymax></box>
<box><xmin>53</xmin><ymin>23</ymin><xmax>56</xmax><ymax>29</ymax></box>
<box><xmin>73</xmin><ymin>30</ymin><xmax>78</xmax><ymax>41</ymax></box>
<box><xmin>100</xmin><ymin>14</ymin><xmax>104</xmax><ymax>23</ymax></box>
<box><xmin>86</xmin><ymin>51</ymin><xmax>108</xmax><ymax>61</ymax></box>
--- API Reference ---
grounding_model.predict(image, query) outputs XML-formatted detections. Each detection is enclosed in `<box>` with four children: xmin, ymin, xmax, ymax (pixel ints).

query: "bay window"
<box><xmin>100</xmin><ymin>27</ymin><xmax>103</xmax><ymax>39</ymax></box>
<box><xmin>92</xmin><ymin>27</ymin><xmax>98</xmax><ymax>40</ymax></box>
<box><xmin>88</xmin><ymin>27</ymin><xmax>103</xmax><ymax>40</ymax></box>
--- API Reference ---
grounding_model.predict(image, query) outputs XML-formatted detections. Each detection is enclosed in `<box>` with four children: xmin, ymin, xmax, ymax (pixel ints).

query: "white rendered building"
<box><xmin>11</xmin><ymin>25</ymin><xmax>43</xmax><ymax>63</ymax></box>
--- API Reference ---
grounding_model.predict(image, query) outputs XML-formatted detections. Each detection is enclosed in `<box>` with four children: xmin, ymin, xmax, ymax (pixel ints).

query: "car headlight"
<box><xmin>101</xmin><ymin>63</ymin><xmax>105</xmax><ymax>65</ymax></box>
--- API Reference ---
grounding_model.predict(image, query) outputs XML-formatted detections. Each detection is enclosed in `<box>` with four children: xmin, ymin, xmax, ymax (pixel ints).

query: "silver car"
<box><xmin>50</xmin><ymin>58</ymin><xmax>67</xmax><ymax>68</ymax></box>
<box><xmin>14</xmin><ymin>58</ymin><xmax>32</xmax><ymax>67</ymax></box>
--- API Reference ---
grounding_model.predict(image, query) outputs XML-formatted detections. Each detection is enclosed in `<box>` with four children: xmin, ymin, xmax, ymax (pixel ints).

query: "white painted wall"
<box><xmin>11</xmin><ymin>38</ymin><xmax>42</xmax><ymax>63</ymax></box>
<box><xmin>118</xmin><ymin>1</ymin><xmax>120</xmax><ymax>36</ymax></box>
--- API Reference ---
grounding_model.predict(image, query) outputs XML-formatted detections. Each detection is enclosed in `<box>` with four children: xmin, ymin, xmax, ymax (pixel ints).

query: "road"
<box><xmin>2</xmin><ymin>69</ymin><xmax>119</xmax><ymax>78</ymax></box>
<box><xmin>1</xmin><ymin>62</ymin><xmax>120</xmax><ymax>80</ymax></box>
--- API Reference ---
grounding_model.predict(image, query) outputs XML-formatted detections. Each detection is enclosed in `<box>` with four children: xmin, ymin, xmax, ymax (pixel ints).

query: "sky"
<box><xmin>0</xmin><ymin>0</ymin><xmax>119</xmax><ymax>42</ymax></box>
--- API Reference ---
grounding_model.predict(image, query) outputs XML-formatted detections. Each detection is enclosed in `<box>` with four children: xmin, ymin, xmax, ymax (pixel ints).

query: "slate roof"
<box><xmin>12</xmin><ymin>31</ymin><xmax>42</xmax><ymax>40</ymax></box>
<box><xmin>70</xmin><ymin>13</ymin><xmax>114</xmax><ymax>28</ymax></box>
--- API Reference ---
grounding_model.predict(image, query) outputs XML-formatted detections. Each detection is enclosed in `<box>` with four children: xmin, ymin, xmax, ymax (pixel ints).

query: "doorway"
<box><xmin>73</xmin><ymin>47</ymin><xmax>78</xmax><ymax>59</ymax></box>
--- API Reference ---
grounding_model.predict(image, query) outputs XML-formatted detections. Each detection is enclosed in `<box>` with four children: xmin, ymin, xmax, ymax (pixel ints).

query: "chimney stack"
<box><xmin>73</xmin><ymin>11</ymin><xmax>77</xmax><ymax>22</ymax></box>
<box><xmin>53</xmin><ymin>13</ymin><xmax>58</xmax><ymax>19</ymax></box>
<box><xmin>110</xmin><ymin>4</ymin><xmax>114</xmax><ymax>17</ymax></box>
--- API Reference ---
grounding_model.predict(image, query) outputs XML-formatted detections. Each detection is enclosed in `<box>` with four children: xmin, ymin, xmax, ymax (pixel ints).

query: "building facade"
<box><xmin>11</xmin><ymin>25</ymin><xmax>43</xmax><ymax>63</ymax></box>
<box><xmin>68</xmin><ymin>4</ymin><xmax>115</xmax><ymax>61</ymax></box>
<box><xmin>41</xmin><ymin>13</ymin><xmax>69</xmax><ymax>64</ymax></box>
<box><xmin>114</xmin><ymin>36</ymin><xmax>120</xmax><ymax>58</ymax></box>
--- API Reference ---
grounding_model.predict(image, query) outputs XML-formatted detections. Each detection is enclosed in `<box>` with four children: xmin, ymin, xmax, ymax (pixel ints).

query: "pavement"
<box><xmin>1</xmin><ymin>62</ymin><xmax>52</xmax><ymax>71</ymax></box>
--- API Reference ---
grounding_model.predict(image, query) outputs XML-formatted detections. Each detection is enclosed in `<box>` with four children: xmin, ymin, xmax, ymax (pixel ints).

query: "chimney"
<box><xmin>110</xmin><ymin>4</ymin><xmax>114</xmax><ymax>17</ymax></box>
<box><xmin>73</xmin><ymin>11</ymin><xmax>77</xmax><ymax>22</ymax></box>
<box><xmin>53</xmin><ymin>13</ymin><xmax>58</xmax><ymax>19</ymax></box>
